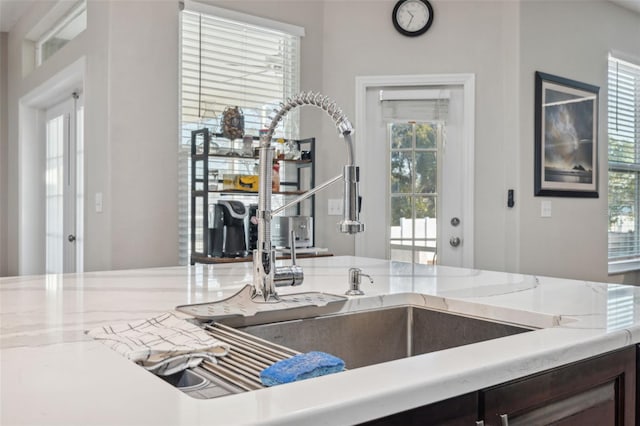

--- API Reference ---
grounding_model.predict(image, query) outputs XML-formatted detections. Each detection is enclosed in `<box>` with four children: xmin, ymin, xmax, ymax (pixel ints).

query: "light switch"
<box><xmin>95</xmin><ymin>192</ymin><xmax>103</xmax><ymax>213</ymax></box>
<box><xmin>328</xmin><ymin>198</ymin><xmax>343</xmax><ymax>216</ymax></box>
<box><xmin>541</xmin><ymin>200</ymin><xmax>552</xmax><ymax>218</ymax></box>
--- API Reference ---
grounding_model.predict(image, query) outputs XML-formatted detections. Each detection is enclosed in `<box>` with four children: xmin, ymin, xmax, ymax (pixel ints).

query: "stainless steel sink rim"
<box><xmin>159</xmin><ymin>304</ymin><xmax>535</xmax><ymax>399</ymax></box>
<box><xmin>235</xmin><ymin>305</ymin><xmax>534</xmax><ymax>370</ymax></box>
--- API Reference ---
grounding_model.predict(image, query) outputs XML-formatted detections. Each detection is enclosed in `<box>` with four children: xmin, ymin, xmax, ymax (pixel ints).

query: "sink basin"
<box><xmin>161</xmin><ymin>368</ymin><xmax>208</xmax><ymax>391</ymax></box>
<box><xmin>235</xmin><ymin>305</ymin><xmax>533</xmax><ymax>369</ymax></box>
<box><xmin>155</xmin><ymin>305</ymin><xmax>534</xmax><ymax>399</ymax></box>
<box><xmin>158</xmin><ymin>366</ymin><xmax>244</xmax><ymax>399</ymax></box>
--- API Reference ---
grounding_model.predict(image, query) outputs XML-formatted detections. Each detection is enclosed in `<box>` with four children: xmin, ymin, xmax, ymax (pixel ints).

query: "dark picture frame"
<box><xmin>534</xmin><ymin>71</ymin><xmax>599</xmax><ymax>197</ymax></box>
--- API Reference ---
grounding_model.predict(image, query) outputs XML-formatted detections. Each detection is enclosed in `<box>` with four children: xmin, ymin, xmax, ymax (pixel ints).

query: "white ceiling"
<box><xmin>1</xmin><ymin>0</ymin><xmax>640</xmax><ymax>33</ymax></box>
<box><xmin>0</xmin><ymin>0</ymin><xmax>37</xmax><ymax>32</ymax></box>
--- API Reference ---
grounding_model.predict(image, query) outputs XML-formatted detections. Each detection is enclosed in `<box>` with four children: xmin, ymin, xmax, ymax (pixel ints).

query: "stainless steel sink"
<box><xmin>235</xmin><ymin>305</ymin><xmax>533</xmax><ymax>369</ymax></box>
<box><xmin>157</xmin><ymin>305</ymin><xmax>534</xmax><ymax>399</ymax></box>
<box><xmin>161</xmin><ymin>368</ymin><xmax>208</xmax><ymax>390</ymax></box>
<box><xmin>158</xmin><ymin>366</ymin><xmax>244</xmax><ymax>399</ymax></box>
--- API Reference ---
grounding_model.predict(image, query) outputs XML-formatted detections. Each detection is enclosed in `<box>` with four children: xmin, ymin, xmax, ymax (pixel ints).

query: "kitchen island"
<box><xmin>1</xmin><ymin>256</ymin><xmax>639</xmax><ymax>425</ymax></box>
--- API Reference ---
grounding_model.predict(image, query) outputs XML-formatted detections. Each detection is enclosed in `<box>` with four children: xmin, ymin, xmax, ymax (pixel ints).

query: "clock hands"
<box><xmin>407</xmin><ymin>11</ymin><xmax>414</xmax><ymax>27</ymax></box>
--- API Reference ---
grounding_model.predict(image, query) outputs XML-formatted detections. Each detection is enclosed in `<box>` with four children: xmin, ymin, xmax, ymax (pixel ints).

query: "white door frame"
<box><xmin>354</xmin><ymin>74</ymin><xmax>475</xmax><ymax>268</ymax></box>
<box><xmin>18</xmin><ymin>58</ymin><xmax>85</xmax><ymax>275</ymax></box>
<box><xmin>45</xmin><ymin>96</ymin><xmax>80</xmax><ymax>274</ymax></box>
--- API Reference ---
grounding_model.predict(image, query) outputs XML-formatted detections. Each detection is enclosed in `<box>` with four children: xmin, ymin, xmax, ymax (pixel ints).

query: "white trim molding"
<box><xmin>354</xmin><ymin>73</ymin><xmax>475</xmax><ymax>268</ymax></box>
<box><xmin>183</xmin><ymin>1</ymin><xmax>305</xmax><ymax>37</ymax></box>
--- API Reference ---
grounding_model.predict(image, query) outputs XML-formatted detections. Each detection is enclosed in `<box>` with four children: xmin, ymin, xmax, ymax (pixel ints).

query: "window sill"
<box><xmin>608</xmin><ymin>258</ymin><xmax>640</xmax><ymax>275</ymax></box>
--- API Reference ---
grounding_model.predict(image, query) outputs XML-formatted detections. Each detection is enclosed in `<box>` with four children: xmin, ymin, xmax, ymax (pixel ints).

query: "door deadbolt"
<box><xmin>68</xmin><ymin>234</ymin><xmax>76</xmax><ymax>242</ymax></box>
<box><xmin>450</xmin><ymin>217</ymin><xmax>460</xmax><ymax>227</ymax></box>
<box><xmin>449</xmin><ymin>237</ymin><xmax>461</xmax><ymax>247</ymax></box>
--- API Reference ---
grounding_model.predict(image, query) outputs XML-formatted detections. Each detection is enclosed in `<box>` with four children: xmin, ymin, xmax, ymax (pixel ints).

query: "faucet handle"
<box><xmin>289</xmin><ymin>230</ymin><xmax>297</xmax><ymax>266</ymax></box>
<box><xmin>345</xmin><ymin>267</ymin><xmax>373</xmax><ymax>296</ymax></box>
<box><xmin>272</xmin><ymin>231</ymin><xmax>304</xmax><ymax>288</ymax></box>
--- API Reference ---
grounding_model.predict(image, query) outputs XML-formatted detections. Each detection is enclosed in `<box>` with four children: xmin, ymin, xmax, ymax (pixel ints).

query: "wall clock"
<box><xmin>392</xmin><ymin>0</ymin><xmax>434</xmax><ymax>37</ymax></box>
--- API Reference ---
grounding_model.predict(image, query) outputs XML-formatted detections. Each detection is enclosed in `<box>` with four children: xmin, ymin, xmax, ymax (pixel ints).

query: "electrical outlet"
<box><xmin>328</xmin><ymin>198</ymin><xmax>343</xmax><ymax>216</ymax></box>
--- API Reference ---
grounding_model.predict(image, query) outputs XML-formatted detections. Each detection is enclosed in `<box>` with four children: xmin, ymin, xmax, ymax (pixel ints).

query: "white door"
<box><xmin>355</xmin><ymin>75</ymin><xmax>475</xmax><ymax>268</ymax></box>
<box><xmin>45</xmin><ymin>94</ymin><xmax>83</xmax><ymax>273</ymax></box>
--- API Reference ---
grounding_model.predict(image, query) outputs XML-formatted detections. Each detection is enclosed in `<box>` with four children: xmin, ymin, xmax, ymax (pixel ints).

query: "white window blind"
<box><xmin>380</xmin><ymin>89</ymin><xmax>450</xmax><ymax>122</ymax></box>
<box><xmin>178</xmin><ymin>7</ymin><xmax>302</xmax><ymax>264</ymax></box>
<box><xmin>608</xmin><ymin>55</ymin><xmax>640</xmax><ymax>270</ymax></box>
<box><xmin>181</xmin><ymin>9</ymin><xmax>301</xmax><ymax>142</ymax></box>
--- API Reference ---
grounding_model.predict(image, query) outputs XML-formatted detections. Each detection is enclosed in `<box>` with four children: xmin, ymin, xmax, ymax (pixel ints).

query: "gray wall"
<box><xmin>206</xmin><ymin>0</ymin><xmax>640</xmax><ymax>283</ymax></box>
<box><xmin>5</xmin><ymin>1</ymin><xmax>179</xmax><ymax>274</ymax></box>
<box><xmin>518</xmin><ymin>1</ymin><xmax>640</xmax><ymax>282</ymax></box>
<box><xmin>107</xmin><ymin>1</ymin><xmax>179</xmax><ymax>269</ymax></box>
<box><xmin>2</xmin><ymin>0</ymin><xmax>639</xmax><ymax>283</ymax></box>
<box><xmin>210</xmin><ymin>0</ymin><xmax>523</xmax><ymax>271</ymax></box>
<box><xmin>318</xmin><ymin>0</ymin><xmax>523</xmax><ymax>272</ymax></box>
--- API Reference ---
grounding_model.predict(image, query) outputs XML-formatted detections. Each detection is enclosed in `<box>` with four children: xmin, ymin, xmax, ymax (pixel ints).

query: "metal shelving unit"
<box><xmin>190</xmin><ymin>128</ymin><xmax>316</xmax><ymax>264</ymax></box>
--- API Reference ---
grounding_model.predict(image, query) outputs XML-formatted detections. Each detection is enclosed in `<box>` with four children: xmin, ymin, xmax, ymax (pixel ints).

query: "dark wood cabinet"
<box><xmin>481</xmin><ymin>346</ymin><xmax>635</xmax><ymax>426</ymax></box>
<box><xmin>637</xmin><ymin>344</ymin><xmax>640</xmax><ymax>426</ymax></box>
<box><xmin>358</xmin><ymin>392</ymin><xmax>478</xmax><ymax>426</ymax></box>
<box><xmin>360</xmin><ymin>346</ymin><xmax>636</xmax><ymax>426</ymax></box>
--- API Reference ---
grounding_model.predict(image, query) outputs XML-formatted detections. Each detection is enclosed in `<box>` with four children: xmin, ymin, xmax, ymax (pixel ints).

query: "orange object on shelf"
<box><xmin>272</xmin><ymin>163</ymin><xmax>280</xmax><ymax>192</ymax></box>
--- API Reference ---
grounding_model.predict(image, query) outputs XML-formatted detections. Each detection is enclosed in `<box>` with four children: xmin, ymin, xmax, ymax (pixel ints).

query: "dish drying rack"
<box><xmin>198</xmin><ymin>322</ymin><xmax>300</xmax><ymax>392</ymax></box>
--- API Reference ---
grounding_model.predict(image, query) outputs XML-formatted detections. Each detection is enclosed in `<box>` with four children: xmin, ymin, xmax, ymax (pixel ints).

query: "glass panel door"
<box><xmin>45</xmin><ymin>95</ymin><xmax>82</xmax><ymax>274</ymax></box>
<box><xmin>389</xmin><ymin>122</ymin><xmax>441</xmax><ymax>264</ymax></box>
<box><xmin>45</xmin><ymin>112</ymin><xmax>66</xmax><ymax>273</ymax></box>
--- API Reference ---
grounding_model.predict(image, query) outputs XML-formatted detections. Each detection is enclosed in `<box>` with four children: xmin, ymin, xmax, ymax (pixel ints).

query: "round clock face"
<box><xmin>392</xmin><ymin>0</ymin><xmax>434</xmax><ymax>37</ymax></box>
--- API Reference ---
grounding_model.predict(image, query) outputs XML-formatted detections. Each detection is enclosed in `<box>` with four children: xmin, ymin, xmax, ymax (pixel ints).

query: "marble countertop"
<box><xmin>2</xmin><ymin>256</ymin><xmax>639</xmax><ymax>425</ymax></box>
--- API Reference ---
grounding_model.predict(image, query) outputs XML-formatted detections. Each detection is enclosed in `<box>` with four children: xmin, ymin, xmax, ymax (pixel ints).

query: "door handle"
<box><xmin>449</xmin><ymin>236</ymin><xmax>461</xmax><ymax>247</ymax></box>
<box><xmin>68</xmin><ymin>234</ymin><xmax>76</xmax><ymax>242</ymax></box>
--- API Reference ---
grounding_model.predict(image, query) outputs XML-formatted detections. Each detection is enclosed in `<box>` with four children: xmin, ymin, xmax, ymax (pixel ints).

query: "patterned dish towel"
<box><xmin>87</xmin><ymin>312</ymin><xmax>229</xmax><ymax>376</ymax></box>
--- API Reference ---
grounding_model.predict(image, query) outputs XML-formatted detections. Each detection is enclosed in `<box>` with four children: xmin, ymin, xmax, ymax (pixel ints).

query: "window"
<box><xmin>608</xmin><ymin>55</ymin><xmax>640</xmax><ymax>273</ymax></box>
<box><xmin>36</xmin><ymin>0</ymin><xmax>87</xmax><ymax>66</ymax></box>
<box><xmin>380</xmin><ymin>90</ymin><xmax>449</xmax><ymax>265</ymax></box>
<box><xmin>179</xmin><ymin>5</ymin><xmax>303</xmax><ymax>263</ymax></box>
<box><xmin>388</xmin><ymin>122</ymin><xmax>441</xmax><ymax>264</ymax></box>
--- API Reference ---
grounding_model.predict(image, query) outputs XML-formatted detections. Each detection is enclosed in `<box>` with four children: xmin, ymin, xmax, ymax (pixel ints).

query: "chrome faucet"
<box><xmin>252</xmin><ymin>91</ymin><xmax>365</xmax><ymax>302</ymax></box>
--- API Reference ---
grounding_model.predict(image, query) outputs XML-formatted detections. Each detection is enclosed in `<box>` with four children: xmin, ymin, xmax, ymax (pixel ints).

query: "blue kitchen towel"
<box><xmin>260</xmin><ymin>351</ymin><xmax>345</xmax><ymax>386</ymax></box>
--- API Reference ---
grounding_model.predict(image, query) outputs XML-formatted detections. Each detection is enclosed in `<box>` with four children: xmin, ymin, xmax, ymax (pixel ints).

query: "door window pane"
<box><xmin>390</xmin><ymin>123</ymin><xmax>413</xmax><ymax>149</ymax></box>
<box><xmin>416</xmin><ymin>196</ymin><xmax>437</xmax><ymax>223</ymax></box>
<box><xmin>416</xmin><ymin>123</ymin><xmax>437</xmax><ymax>149</ymax></box>
<box><xmin>415</xmin><ymin>151</ymin><xmax>437</xmax><ymax>194</ymax></box>
<box><xmin>389</xmin><ymin>122</ymin><xmax>440</xmax><ymax>265</ymax></box>
<box><xmin>390</xmin><ymin>196</ymin><xmax>412</xmax><ymax>229</ymax></box>
<box><xmin>391</xmin><ymin>151</ymin><xmax>413</xmax><ymax>193</ymax></box>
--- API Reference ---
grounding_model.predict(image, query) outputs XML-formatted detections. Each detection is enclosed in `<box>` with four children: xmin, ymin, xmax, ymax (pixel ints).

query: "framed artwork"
<box><xmin>534</xmin><ymin>71</ymin><xmax>599</xmax><ymax>197</ymax></box>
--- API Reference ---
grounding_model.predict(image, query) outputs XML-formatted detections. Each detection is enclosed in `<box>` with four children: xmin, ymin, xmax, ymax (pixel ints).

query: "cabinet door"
<box><xmin>482</xmin><ymin>347</ymin><xmax>635</xmax><ymax>426</ymax></box>
<box><xmin>358</xmin><ymin>392</ymin><xmax>478</xmax><ymax>426</ymax></box>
